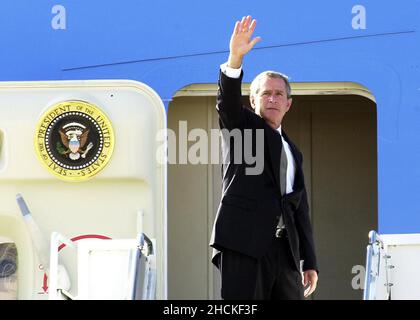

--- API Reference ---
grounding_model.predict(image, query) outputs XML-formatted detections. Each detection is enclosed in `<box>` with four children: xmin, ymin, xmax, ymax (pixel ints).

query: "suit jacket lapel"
<box><xmin>265</xmin><ymin>123</ymin><xmax>282</xmax><ymax>193</ymax></box>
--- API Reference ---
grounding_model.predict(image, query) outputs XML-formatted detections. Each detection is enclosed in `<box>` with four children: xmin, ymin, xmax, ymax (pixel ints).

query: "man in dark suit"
<box><xmin>210</xmin><ymin>16</ymin><xmax>318</xmax><ymax>300</ymax></box>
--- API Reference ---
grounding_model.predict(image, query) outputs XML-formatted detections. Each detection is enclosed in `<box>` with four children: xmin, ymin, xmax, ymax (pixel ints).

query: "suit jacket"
<box><xmin>210</xmin><ymin>70</ymin><xmax>318</xmax><ymax>272</ymax></box>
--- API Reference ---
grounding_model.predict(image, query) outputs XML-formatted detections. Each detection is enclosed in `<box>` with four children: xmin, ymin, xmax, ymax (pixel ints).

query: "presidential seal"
<box><xmin>35</xmin><ymin>100</ymin><xmax>114</xmax><ymax>181</ymax></box>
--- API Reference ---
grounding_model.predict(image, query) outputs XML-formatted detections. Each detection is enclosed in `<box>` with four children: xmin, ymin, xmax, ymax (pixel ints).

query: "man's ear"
<box><xmin>250</xmin><ymin>95</ymin><xmax>256</xmax><ymax>109</ymax></box>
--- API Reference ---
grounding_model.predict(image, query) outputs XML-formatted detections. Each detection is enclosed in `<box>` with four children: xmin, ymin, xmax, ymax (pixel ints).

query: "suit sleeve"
<box><xmin>216</xmin><ymin>70</ymin><xmax>245</xmax><ymax>130</ymax></box>
<box><xmin>294</xmin><ymin>156</ymin><xmax>319</xmax><ymax>273</ymax></box>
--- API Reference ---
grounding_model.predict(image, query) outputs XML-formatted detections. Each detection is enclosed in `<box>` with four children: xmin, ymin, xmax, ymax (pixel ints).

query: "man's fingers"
<box><xmin>249</xmin><ymin>18</ymin><xmax>257</xmax><ymax>33</ymax></box>
<box><xmin>249</xmin><ymin>36</ymin><xmax>261</xmax><ymax>48</ymax></box>
<box><xmin>304</xmin><ymin>282</ymin><xmax>317</xmax><ymax>297</ymax></box>
<box><xmin>304</xmin><ymin>286</ymin><xmax>311</xmax><ymax>297</ymax></box>
<box><xmin>244</xmin><ymin>15</ymin><xmax>252</xmax><ymax>29</ymax></box>
<box><xmin>304</xmin><ymin>283</ymin><xmax>313</xmax><ymax>297</ymax></box>
<box><xmin>241</xmin><ymin>16</ymin><xmax>249</xmax><ymax>30</ymax></box>
<box><xmin>230</xmin><ymin>16</ymin><xmax>259</xmax><ymax>58</ymax></box>
<box><xmin>302</xmin><ymin>271</ymin><xmax>318</xmax><ymax>297</ymax></box>
<box><xmin>237</xmin><ymin>16</ymin><xmax>255</xmax><ymax>34</ymax></box>
<box><xmin>302</xmin><ymin>273</ymin><xmax>308</xmax><ymax>286</ymax></box>
<box><xmin>243</xmin><ymin>17</ymin><xmax>254</xmax><ymax>33</ymax></box>
<box><xmin>240</xmin><ymin>16</ymin><xmax>246</xmax><ymax>28</ymax></box>
<box><xmin>234</xmin><ymin>21</ymin><xmax>240</xmax><ymax>35</ymax></box>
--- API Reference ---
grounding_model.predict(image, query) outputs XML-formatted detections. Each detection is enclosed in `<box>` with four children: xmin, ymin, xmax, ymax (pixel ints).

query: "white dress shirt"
<box><xmin>220</xmin><ymin>62</ymin><xmax>242</xmax><ymax>78</ymax></box>
<box><xmin>277</xmin><ymin>126</ymin><xmax>296</xmax><ymax>194</ymax></box>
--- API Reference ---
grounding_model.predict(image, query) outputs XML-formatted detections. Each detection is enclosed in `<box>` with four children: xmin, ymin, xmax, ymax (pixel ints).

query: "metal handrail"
<box><xmin>363</xmin><ymin>230</ymin><xmax>383</xmax><ymax>300</ymax></box>
<box><xmin>130</xmin><ymin>232</ymin><xmax>156</xmax><ymax>300</ymax></box>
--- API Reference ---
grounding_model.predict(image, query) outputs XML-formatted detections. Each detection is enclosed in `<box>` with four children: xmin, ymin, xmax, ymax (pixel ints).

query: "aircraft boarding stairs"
<box><xmin>48</xmin><ymin>231</ymin><xmax>156</xmax><ymax>300</ymax></box>
<box><xmin>364</xmin><ymin>231</ymin><xmax>420</xmax><ymax>300</ymax></box>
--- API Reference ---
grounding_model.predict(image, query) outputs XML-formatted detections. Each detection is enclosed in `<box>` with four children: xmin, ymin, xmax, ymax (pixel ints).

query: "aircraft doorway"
<box><xmin>167</xmin><ymin>83</ymin><xmax>377</xmax><ymax>300</ymax></box>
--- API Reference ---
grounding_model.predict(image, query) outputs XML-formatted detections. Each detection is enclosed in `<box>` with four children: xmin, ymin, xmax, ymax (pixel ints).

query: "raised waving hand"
<box><xmin>228</xmin><ymin>15</ymin><xmax>261</xmax><ymax>69</ymax></box>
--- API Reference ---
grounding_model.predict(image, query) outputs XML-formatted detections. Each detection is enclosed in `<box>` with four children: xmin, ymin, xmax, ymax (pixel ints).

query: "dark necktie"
<box><xmin>276</xmin><ymin>134</ymin><xmax>287</xmax><ymax>237</ymax></box>
<box><xmin>280</xmin><ymin>138</ymin><xmax>288</xmax><ymax>196</ymax></box>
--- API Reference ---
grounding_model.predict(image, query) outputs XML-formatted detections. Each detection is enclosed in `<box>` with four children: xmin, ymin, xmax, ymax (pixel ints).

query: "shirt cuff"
<box><xmin>220</xmin><ymin>62</ymin><xmax>242</xmax><ymax>79</ymax></box>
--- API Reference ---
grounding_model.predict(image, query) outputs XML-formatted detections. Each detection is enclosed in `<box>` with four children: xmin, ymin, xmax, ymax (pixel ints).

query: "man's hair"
<box><xmin>249</xmin><ymin>71</ymin><xmax>292</xmax><ymax>99</ymax></box>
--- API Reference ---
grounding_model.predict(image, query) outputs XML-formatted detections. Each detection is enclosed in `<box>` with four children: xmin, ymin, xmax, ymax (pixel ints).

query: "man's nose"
<box><xmin>268</xmin><ymin>95</ymin><xmax>276</xmax><ymax>103</ymax></box>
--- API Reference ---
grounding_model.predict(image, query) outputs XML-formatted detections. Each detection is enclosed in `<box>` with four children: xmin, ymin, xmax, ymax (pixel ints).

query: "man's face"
<box><xmin>250</xmin><ymin>77</ymin><xmax>292</xmax><ymax>129</ymax></box>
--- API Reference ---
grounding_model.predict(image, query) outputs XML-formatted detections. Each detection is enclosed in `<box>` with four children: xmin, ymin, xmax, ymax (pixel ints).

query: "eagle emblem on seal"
<box><xmin>57</xmin><ymin>122</ymin><xmax>94</xmax><ymax>160</ymax></box>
